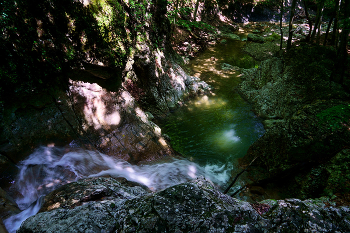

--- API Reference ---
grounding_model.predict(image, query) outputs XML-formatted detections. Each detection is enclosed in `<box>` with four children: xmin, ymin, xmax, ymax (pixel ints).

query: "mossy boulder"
<box><xmin>247</xmin><ymin>33</ymin><xmax>265</xmax><ymax>43</ymax></box>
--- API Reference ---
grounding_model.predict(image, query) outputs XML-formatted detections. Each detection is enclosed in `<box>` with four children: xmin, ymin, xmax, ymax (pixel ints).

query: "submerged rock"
<box><xmin>221</xmin><ymin>63</ymin><xmax>240</xmax><ymax>71</ymax></box>
<box><xmin>18</xmin><ymin>177</ymin><xmax>350</xmax><ymax>232</ymax></box>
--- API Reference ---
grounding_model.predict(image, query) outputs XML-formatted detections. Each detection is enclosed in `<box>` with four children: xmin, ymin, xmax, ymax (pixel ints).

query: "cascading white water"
<box><xmin>4</xmin><ymin>146</ymin><xmax>231</xmax><ymax>233</ymax></box>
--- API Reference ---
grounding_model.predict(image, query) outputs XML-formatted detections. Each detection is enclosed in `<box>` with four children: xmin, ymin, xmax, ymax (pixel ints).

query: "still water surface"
<box><xmin>160</xmin><ymin>37</ymin><xmax>264</xmax><ymax>174</ymax></box>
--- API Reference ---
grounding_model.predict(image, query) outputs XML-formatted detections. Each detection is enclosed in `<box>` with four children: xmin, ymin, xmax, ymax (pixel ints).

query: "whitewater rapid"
<box><xmin>4</xmin><ymin>146</ymin><xmax>232</xmax><ymax>233</ymax></box>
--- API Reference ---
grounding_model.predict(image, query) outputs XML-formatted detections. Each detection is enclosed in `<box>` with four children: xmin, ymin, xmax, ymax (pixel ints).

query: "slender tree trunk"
<box><xmin>331</xmin><ymin>0</ymin><xmax>350</xmax><ymax>84</ymax></box>
<box><xmin>316</xmin><ymin>14</ymin><xmax>323</xmax><ymax>44</ymax></box>
<box><xmin>311</xmin><ymin>0</ymin><xmax>325</xmax><ymax>42</ymax></box>
<box><xmin>193</xmin><ymin>0</ymin><xmax>200</xmax><ymax>22</ymax></box>
<box><xmin>287</xmin><ymin>0</ymin><xmax>297</xmax><ymax>50</ymax></box>
<box><xmin>324</xmin><ymin>0</ymin><xmax>340</xmax><ymax>45</ymax></box>
<box><xmin>174</xmin><ymin>0</ymin><xmax>179</xmax><ymax>25</ymax></box>
<box><xmin>303</xmin><ymin>0</ymin><xmax>312</xmax><ymax>42</ymax></box>
<box><xmin>323</xmin><ymin>16</ymin><xmax>334</xmax><ymax>45</ymax></box>
<box><xmin>280</xmin><ymin>0</ymin><xmax>284</xmax><ymax>50</ymax></box>
<box><xmin>331</xmin><ymin>0</ymin><xmax>341</xmax><ymax>47</ymax></box>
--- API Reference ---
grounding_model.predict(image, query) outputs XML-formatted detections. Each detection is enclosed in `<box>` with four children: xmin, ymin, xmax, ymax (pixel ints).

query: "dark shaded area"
<box><xmin>0</xmin><ymin>0</ymin><xmax>126</xmax><ymax>105</ymax></box>
<box><xmin>67</xmin><ymin>63</ymin><xmax>123</xmax><ymax>92</ymax></box>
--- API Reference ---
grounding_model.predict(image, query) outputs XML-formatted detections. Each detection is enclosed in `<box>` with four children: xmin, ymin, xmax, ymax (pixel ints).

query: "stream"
<box><xmin>4</xmin><ymin>34</ymin><xmax>264</xmax><ymax>233</ymax></box>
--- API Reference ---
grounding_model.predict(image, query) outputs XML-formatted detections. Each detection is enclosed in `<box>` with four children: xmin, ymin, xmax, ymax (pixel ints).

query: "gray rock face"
<box><xmin>18</xmin><ymin>177</ymin><xmax>350</xmax><ymax>232</ymax></box>
<box><xmin>131</xmin><ymin>54</ymin><xmax>212</xmax><ymax>117</ymax></box>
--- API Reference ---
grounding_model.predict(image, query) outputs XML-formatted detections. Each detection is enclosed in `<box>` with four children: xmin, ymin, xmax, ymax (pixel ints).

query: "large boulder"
<box><xmin>18</xmin><ymin>177</ymin><xmax>350</xmax><ymax>232</ymax></box>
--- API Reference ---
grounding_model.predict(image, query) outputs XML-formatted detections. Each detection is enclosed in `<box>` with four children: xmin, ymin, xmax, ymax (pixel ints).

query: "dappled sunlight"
<box><xmin>192</xmin><ymin>95</ymin><xmax>228</xmax><ymax>109</ymax></box>
<box><xmin>136</xmin><ymin>107</ymin><xmax>148</xmax><ymax>123</ymax></box>
<box><xmin>69</xmin><ymin>80</ymin><xmax>123</xmax><ymax>131</ymax></box>
<box><xmin>158</xmin><ymin>137</ymin><xmax>168</xmax><ymax>147</ymax></box>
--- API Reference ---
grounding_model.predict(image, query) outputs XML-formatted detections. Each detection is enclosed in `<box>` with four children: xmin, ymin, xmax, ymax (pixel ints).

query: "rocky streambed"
<box><xmin>1</xmin><ymin>20</ymin><xmax>350</xmax><ymax>232</ymax></box>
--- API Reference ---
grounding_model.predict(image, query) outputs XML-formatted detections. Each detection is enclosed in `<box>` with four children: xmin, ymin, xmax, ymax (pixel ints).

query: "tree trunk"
<box><xmin>193</xmin><ymin>0</ymin><xmax>200</xmax><ymax>22</ymax></box>
<box><xmin>280</xmin><ymin>0</ymin><xmax>284</xmax><ymax>50</ymax></box>
<box><xmin>310</xmin><ymin>0</ymin><xmax>325</xmax><ymax>42</ymax></box>
<box><xmin>316</xmin><ymin>14</ymin><xmax>323</xmax><ymax>44</ymax></box>
<box><xmin>174</xmin><ymin>0</ymin><xmax>179</xmax><ymax>25</ymax></box>
<box><xmin>303</xmin><ymin>0</ymin><xmax>312</xmax><ymax>42</ymax></box>
<box><xmin>323</xmin><ymin>16</ymin><xmax>334</xmax><ymax>46</ymax></box>
<box><xmin>331</xmin><ymin>0</ymin><xmax>342</xmax><ymax>47</ymax></box>
<box><xmin>331</xmin><ymin>0</ymin><xmax>350</xmax><ymax>84</ymax></box>
<box><xmin>287</xmin><ymin>0</ymin><xmax>297</xmax><ymax>50</ymax></box>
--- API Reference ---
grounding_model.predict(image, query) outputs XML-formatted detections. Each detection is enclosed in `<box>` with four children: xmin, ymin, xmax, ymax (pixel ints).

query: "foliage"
<box><xmin>166</xmin><ymin>5</ymin><xmax>216</xmax><ymax>32</ymax></box>
<box><xmin>90</xmin><ymin>0</ymin><xmax>129</xmax><ymax>66</ymax></box>
<box><xmin>129</xmin><ymin>0</ymin><xmax>153</xmax><ymax>31</ymax></box>
<box><xmin>317</xmin><ymin>104</ymin><xmax>350</xmax><ymax>131</ymax></box>
<box><xmin>265</xmin><ymin>32</ymin><xmax>281</xmax><ymax>42</ymax></box>
<box><xmin>227</xmin><ymin>54</ymin><xmax>257</xmax><ymax>69</ymax></box>
<box><xmin>177</xmin><ymin>19</ymin><xmax>216</xmax><ymax>32</ymax></box>
<box><xmin>284</xmin><ymin>44</ymin><xmax>336</xmax><ymax>85</ymax></box>
<box><xmin>0</xmin><ymin>0</ymin><xmax>128</xmax><ymax>103</ymax></box>
<box><xmin>324</xmin><ymin>150</ymin><xmax>350</xmax><ymax>196</ymax></box>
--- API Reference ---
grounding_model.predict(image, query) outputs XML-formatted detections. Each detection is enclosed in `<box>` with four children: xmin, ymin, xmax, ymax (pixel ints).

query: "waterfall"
<box><xmin>4</xmin><ymin>146</ymin><xmax>230</xmax><ymax>233</ymax></box>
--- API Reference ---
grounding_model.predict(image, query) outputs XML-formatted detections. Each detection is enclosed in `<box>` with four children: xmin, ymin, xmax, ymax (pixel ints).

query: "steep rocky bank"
<box><xmin>238</xmin><ymin>44</ymin><xmax>350</xmax><ymax>201</ymax></box>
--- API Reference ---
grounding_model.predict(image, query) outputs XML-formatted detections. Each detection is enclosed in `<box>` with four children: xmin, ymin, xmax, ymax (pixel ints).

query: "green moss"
<box><xmin>324</xmin><ymin>150</ymin><xmax>350</xmax><ymax>196</ymax></box>
<box><xmin>317</xmin><ymin>104</ymin><xmax>350</xmax><ymax>131</ymax></box>
<box><xmin>265</xmin><ymin>32</ymin><xmax>281</xmax><ymax>42</ymax></box>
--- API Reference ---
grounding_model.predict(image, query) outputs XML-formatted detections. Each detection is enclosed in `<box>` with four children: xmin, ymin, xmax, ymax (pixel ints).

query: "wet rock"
<box><xmin>18</xmin><ymin>177</ymin><xmax>350</xmax><ymax>232</ymax></box>
<box><xmin>39</xmin><ymin>177</ymin><xmax>150</xmax><ymax>212</ymax></box>
<box><xmin>0</xmin><ymin>187</ymin><xmax>20</xmax><ymax>220</ymax></box>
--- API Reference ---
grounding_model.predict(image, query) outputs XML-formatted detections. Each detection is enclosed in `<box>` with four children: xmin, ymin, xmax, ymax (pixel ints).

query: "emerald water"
<box><xmin>160</xmin><ymin>37</ymin><xmax>265</xmax><ymax>176</ymax></box>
